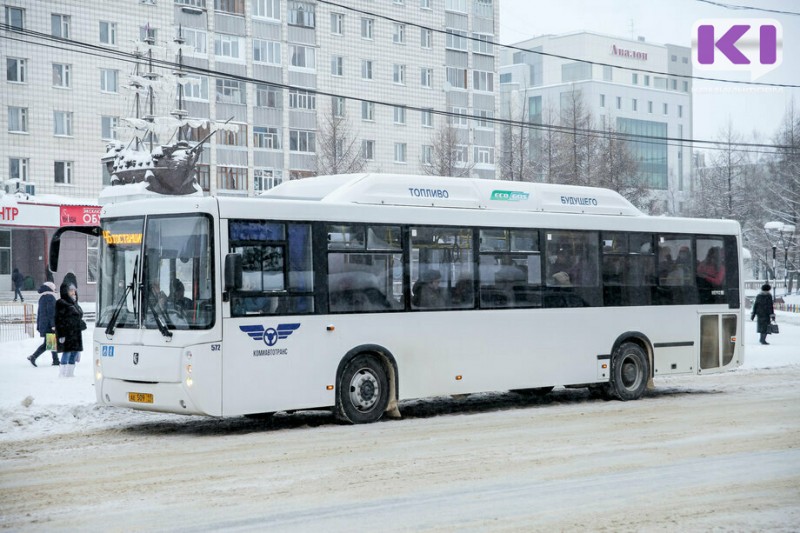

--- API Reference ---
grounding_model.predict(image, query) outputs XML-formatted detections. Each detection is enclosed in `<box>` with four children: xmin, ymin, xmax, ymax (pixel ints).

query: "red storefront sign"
<box><xmin>60</xmin><ymin>206</ymin><xmax>101</xmax><ymax>227</ymax></box>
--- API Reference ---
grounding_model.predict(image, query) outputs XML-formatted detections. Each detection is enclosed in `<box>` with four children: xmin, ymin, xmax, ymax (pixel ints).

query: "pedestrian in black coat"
<box><xmin>55</xmin><ymin>283</ymin><xmax>84</xmax><ymax>377</ymax></box>
<box><xmin>27</xmin><ymin>282</ymin><xmax>59</xmax><ymax>367</ymax></box>
<box><xmin>751</xmin><ymin>283</ymin><xmax>775</xmax><ymax>345</ymax></box>
<box><xmin>12</xmin><ymin>267</ymin><xmax>25</xmax><ymax>302</ymax></box>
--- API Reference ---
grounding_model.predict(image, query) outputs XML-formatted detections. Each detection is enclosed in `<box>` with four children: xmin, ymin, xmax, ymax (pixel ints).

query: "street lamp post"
<box><xmin>765</xmin><ymin>221</ymin><xmax>796</xmax><ymax>300</ymax></box>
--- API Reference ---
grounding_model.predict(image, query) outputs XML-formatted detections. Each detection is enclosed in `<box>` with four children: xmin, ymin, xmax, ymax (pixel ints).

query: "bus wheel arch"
<box><xmin>607</xmin><ymin>332</ymin><xmax>653</xmax><ymax>401</ymax></box>
<box><xmin>335</xmin><ymin>345</ymin><xmax>399</xmax><ymax>424</ymax></box>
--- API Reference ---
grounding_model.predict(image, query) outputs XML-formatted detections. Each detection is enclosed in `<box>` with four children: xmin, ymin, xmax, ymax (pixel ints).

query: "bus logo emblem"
<box><xmin>240</xmin><ymin>323</ymin><xmax>301</xmax><ymax>346</ymax></box>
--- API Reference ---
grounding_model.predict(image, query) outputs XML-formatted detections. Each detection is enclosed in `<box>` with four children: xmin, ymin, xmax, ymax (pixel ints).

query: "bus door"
<box><xmin>698</xmin><ymin>312</ymin><xmax>738</xmax><ymax>371</ymax></box>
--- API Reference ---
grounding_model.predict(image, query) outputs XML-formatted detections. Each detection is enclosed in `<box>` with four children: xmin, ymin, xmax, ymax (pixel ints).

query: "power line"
<box><xmin>1</xmin><ymin>25</ymin><xmax>793</xmax><ymax>156</ymax></box>
<box><xmin>696</xmin><ymin>0</ymin><xmax>800</xmax><ymax>16</ymax></box>
<box><xmin>316</xmin><ymin>0</ymin><xmax>800</xmax><ymax>89</ymax></box>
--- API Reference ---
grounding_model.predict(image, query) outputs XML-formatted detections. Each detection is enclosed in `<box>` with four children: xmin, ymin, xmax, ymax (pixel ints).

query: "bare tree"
<box><xmin>593</xmin><ymin>119</ymin><xmax>651</xmax><ymax>210</ymax></box>
<box><xmin>499</xmin><ymin>89</ymin><xmax>534</xmax><ymax>181</ymax></box>
<box><xmin>556</xmin><ymin>86</ymin><xmax>595</xmax><ymax>186</ymax></box>
<box><xmin>420</xmin><ymin>120</ymin><xmax>473</xmax><ymax>177</ymax></box>
<box><xmin>316</xmin><ymin>107</ymin><xmax>365</xmax><ymax>176</ymax></box>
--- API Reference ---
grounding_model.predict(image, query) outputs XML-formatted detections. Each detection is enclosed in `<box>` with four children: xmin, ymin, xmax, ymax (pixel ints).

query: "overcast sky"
<box><xmin>498</xmin><ymin>0</ymin><xmax>800</xmax><ymax>147</ymax></box>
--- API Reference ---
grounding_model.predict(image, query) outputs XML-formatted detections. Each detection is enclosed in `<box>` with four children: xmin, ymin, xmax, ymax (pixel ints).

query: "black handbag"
<box><xmin>769</xmin><ymin>320</ymin><xmax>779</xmax><ymax>334</ymax></box>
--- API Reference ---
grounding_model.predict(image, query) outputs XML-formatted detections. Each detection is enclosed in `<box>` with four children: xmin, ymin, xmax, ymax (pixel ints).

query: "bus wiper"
<box><xmin>141</xmin><ymin>255</ymin><xmax>173</xmax><ymax>340</ymax></box>
<box><xmin>105</xmin><ymin>255</ymin><xmax>138</xmax><ymax>337</ymax></box>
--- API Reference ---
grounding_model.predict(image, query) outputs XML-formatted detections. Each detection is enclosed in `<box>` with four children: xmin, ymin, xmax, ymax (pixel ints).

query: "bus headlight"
<box><xmin>186</xmin><ymin>364</ymin><xmax>192</xmax><ymax>374</ymax></box>
<box><xmin>185</xmin><ymin>377</ymin><xmax>193</xmax><ymax>388</ymax></box>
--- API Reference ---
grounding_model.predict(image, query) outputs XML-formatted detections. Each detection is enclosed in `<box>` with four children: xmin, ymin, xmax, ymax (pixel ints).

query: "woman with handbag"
<box><xmin>751</xmin><ymin>283</ymin><xmax>775</xmax><ymax>345</ymax></box>
<box><xmin>27</xmin><ymin>282</ymin><xmax>59</xmax><ymax>367</ymax></box>
<box><xmin>55</xmin><ymin>283</ymin><xmax>85</xmax><ymax>377</ymax></box>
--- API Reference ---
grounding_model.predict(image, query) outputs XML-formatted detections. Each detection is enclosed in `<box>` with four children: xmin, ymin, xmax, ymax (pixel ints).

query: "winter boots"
<box><xmin>58</xmin><ymin>364</ymin><xmax>75</xmax><ymax>377</ymax></box>
<box><xmin>27</xmin><ymin>355</ymin><xmax>37</xmax><ymax>367</ymax></box>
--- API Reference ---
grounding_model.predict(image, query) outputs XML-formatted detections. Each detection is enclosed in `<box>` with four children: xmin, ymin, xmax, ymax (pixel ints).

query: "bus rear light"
<box><xmin>326</xmin><ymin>385</ymin><xmax>334</xmax><ymax>390</ymax></box>
<box><xmin>602</xmin><ymin>363</ymin><xmax>608</xmax><ymax>369</ymax></box>
<box><xmin>186</xmin><ymin>377</ymin><xmax>193</xmax><ymax>388</ymax></box>
<box><xmin>186</xmin><ymin>364</ymin><xmax>192</xmax><ymax>374</ymax></box>
<box><xmin>95</xmin><ymin>358</ymin><xmax>101</xmax><ymax>367</ymax></box>
<box><xmin>455</xmin><ymin>375</ymin><xmax>463</xmax><ymax>381</ymax></box>
<box><xmin>731</xmin><ymin>337</ymin><xmax>736</xmax><ymax>343</ymax></box>
<box><xmin>326</xmin><ymin>325</ymin><xmax>335</xmax><ymax>331</ymax></box>
<box><xmin>95</xmin><ymin>371</ymin><xmax>103</xmax><ymax>381</ymax></box>
<box><xmin>185</xmin><ymin>351</ymin><xmax>193</xmax><ymax>360</ymax></box>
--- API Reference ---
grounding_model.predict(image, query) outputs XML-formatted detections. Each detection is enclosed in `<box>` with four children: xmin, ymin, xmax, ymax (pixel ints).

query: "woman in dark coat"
<box><xmin>12</xmin><ymin>267</ymin><xmax>25</xmax><ymax>302</ymax></box>
<box><xmin>27</xmin><ymin>282</ymin><xmax>59</xmax><ymax>367</ymax></box>
<box><xmin>55</xmin><ymin>282</ymin><xmax>84</xmax><ymax>377</ymax></box>
<box><xmin>751</xmin><ymin>283</ymin><xmax>775</xmax><ymax>345</ymax></box>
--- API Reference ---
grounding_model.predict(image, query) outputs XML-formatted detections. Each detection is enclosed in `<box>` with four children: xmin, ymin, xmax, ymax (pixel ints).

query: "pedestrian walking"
<box><xmin>12</xmin><ymin>267</ymin><xmax>25</xmax><ymax>302</ymax></box>
<box><xmin>27</xmin><ymin>281</ymin><xmax>59</xmax><ymax>367</ymax></box>
<box><xmin>62</xmin><ymin>272</ymin><xmax>78</xmax><ymax>302</ymax></box>
<box><xmin>55</xmin><ymin>282</ymin><xmax>85</xmax><ymax>377</ymax></box>
<box><xmin>751</xmin><ymin>283</ymin><xmax>775</xmax><ymax>345</ymax></box>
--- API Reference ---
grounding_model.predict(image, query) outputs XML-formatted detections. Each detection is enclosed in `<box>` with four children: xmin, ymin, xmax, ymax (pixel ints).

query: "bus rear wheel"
<box><xmin>337</xmin><ymin>355</ymin><xmax>389</xmax><ymax>424</ymax></box>
<box><xmin>607</xmin><ymin>342</ymin><xmax>649</xmax><ymax>401</ymax></box>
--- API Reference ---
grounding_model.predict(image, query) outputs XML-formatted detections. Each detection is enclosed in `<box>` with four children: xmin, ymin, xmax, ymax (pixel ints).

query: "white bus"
<box><xmin>51</xmin><ymin>174</ymin><xmax>744</xmax><ymax>424</ymax></box>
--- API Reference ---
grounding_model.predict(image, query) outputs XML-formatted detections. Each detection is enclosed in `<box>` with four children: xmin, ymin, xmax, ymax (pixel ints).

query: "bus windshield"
<box><xmin>97</xmin><ymin>214</ymin><xmax>215</xmax><ymax>330</ymax></box>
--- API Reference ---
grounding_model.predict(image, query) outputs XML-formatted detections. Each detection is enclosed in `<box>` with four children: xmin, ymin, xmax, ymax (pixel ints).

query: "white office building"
<box><xmin>2</xmin><ymin>0</ymin><xmax>499</xmax><ymax>201</ymax></box>
<box><xmin>500</xmin><ymin>32</ymin><xmax>692</xmax><ymax>213</ymax></box>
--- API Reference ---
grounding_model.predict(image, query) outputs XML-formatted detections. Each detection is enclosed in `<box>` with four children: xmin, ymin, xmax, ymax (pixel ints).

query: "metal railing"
<box><xmin>0</xmin><ymin>302</ymin><xmax>35</xmax><ymax>342</ymax></box>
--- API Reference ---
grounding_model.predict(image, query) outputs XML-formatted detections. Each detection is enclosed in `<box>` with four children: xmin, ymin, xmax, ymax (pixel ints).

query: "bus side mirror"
<box><xmin>224</xmin><ymin>253</ymin><xmax>242</xmax><ymax>291</ymax></box>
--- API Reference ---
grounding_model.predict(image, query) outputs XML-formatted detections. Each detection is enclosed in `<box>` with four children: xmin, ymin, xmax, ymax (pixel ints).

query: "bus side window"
<box><xmin>656</xmin><ymin>235</ymin><xmax>697</xmax><ymax>305</ymax></box>
<box><xmin>696</xmin><ymin>237</ymin><xmax>727</xmax><ymax>304</ymax></box>
<box><xmin>479</xmin><ymin>229</ymin><xmax>541</xmax><ymax>309</ymax></box>
<box><xmin>544</xmin><ymin>230</ymin><xmax>600</xmax><ymax>308</ymax></box>
<box><xmin>410</xmin><ymin>227</ymin><xmax>474</xmax><ymax>310</ymax></box>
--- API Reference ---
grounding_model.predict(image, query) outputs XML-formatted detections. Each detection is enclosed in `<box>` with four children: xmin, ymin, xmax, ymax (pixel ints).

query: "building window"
<box><xmin>288</xmin><ymin>1</ymin><xmax>315</xmax><ymax>28</ymax></box>
<box><xmin>474</xmin><ymin>146</ymin><xmax>494</xmax><ymax>164</ymax></box>
<box><xmin>474</xmin><ymin>109</ymin><xmax>493</xmax><ymax>129</ymax></box>
<box><xmin>644</xmin><ymin>75</ymin><xmax>650</xmax><ymax>86</ymax></box>
<box><xmin>671</xmin><ymin>78</ymin><xmax>677</xmax><ymax>90</ymax></box>
<box><xmin>361</xmin><ymin>101</ymin><xmax>374</xmax><ymax>121</ymax></box>
<box><xmin>5</xmin><ymin>6</ymin><xmax>24</xmax><ymax>29</ymax></box>
<box><xmin>682</xmin><ymin>57</ymin><xmax>688</xmax><ymax>64</ymax></box>
<box><xmin>253</xmin><ymin>39</ymin><xmax>280</xmax><ymax>64</ymax></box>
<box><xmin>253</xmin><ymin>127</ymin><xmax>281</xmax><ymax>149</ymax></box>
<box><xmin>139</xmin><ymin>25</ymin><xmax>157</xmax><ymax>43</ymax></box>
<box><xmin>449</xmin><ymin>106</ymin><xmax>468</xmax><ymax>126</ymax></box>
<box><xmin>216</xmin><ymin>78</ymin><xmax>246</xmax><ymax>104</ymax></box>
<box><xmin>217</xmin><ymin>166</ymin><xmax>248</xmax><ymax>191</ymax></box>
<box><xmin>421</xmin><ymin>67</ymin><xmax>433</xmax><ymax>88</ymax></box>
<box><xmin>215</xmin><ymin>34</ymin><xmax>243</xmax><ymax>60</ymax></box>
<box><xmin>421</xmin><ymin>109</ymin><xmax>433</xmax><ymax>128</ymax></box>
<box><xmin>184</xmin><ymin>76</ymin><xmax>209</xmax><ymax>100</ymax></box>
<box><xmin>100</xmin><ymin>69</ymin><xmax>119</xmax><ymax>93</ymax></box>
<box><xmin>101</xmin><ymin>116</ymin><xmax>119</xmax><ymax>140</ymax></box>
<box><xmin>393</xmin><ymin>106</ymin><xmax>406</xmax><ymax>125</ymax></box>
<box><xmin>219</xmin><ymin>124</ymin><xmax>248</xmax><ymax>147</ymax></box>
<box><xmin>361</xmin><ymin>60</ymin><xmax>373</xmax><ymax>80</ymax></box>
<box><xmin>393</xmin><ymin>64</ymin><xmax>406</xmax><ymax>84</ymax></box>
<box><xmin>420</xmin><ymin>0</ymin><xmax>431</xmax><ymax>8</ymax></box>
<box><xmin>394</xmin><ymin>143</ymin><xmax>407</xmax><ymax>163</ymax></box>
<box><xmin>289</xmin><ymin>88</ymin><xmax>316</xmax><ymax>110</ymax></box>
<box><xmin>332</xmin><ymin>96</ymin><xmax>346</xmax><ymax>117</ymax></box>
<box><xmin>54</xmin><ymin>161</ymin><xmax>73</xmax><ymax>184</ymax></box>
<box><xmin>445</xmin><ymin>29</ymin><xmax>468</xmax><ymax>51</ymax></box>
<box><xmin>361</xmin><ymin>140</ymin><xmax>375</xmax><ymax>160</ymax></box>
<box><xmin>289</xmin><ymin>130</ymin><xmax>316</xmax><ymax>152</ymax></box>
<box><xmin>632</xmin><ymin>99</ymin><xmax>638</xmax><ymax>112</ymax></box>
<box><xmin>361</xmin><ymin>17</ymin><xmax>374</xmax><ymax>39</ymax></box>
<box><xmin>180</xmin><ymin>122</ymin><xmax>211</xmax><ymax>143</ymax></box>
<box><xmin>393</xmin><ymin>23</ymin><xmax>406</xmax><ymax>44</ymax></box>
<box><xmin>331</xmin><ymin>55</ymin><xmax>344</xmax><ymax>76</ymax></box>
<box><xmin>290</xmin><ymin>45</ymin><xmax>315</xmax><ymax>69</ymax></box>
<box><xmin>663</xmin><ymin>103</ymin><xmax>668</xmax><ymax>115</ymax></box>
<box><xmin>473</xmin><ymin>70</ymin><xmax>494</xmax><ymax>92</ymax></box>
<box><xmin>421</xmin><ymin>145</ymin><xmax>433</xmax><ymax>165</ymax></box>
<box><xmin>453</xmin><ymin>145</ymin><xmax>469</xmax><ymax>164</ymax></box>
<box><xmin>256</xmin><ymin>84</ymin><xmax>281</xmax><ymax>108</ymax></box>
<box><xmin>99</xmin><ymin>21</ymin><xmax>117</xmax><ymax>45</ymax></box>
<box><xmin>331</xmin><ymin>12</ymin><xmax>344</xmax><ymax>34</ymax></box>
<box><xmin>446</xmin><ymin>67</ymin><xmax>467</xmax><ymax>89</ymax></box>
<box><xmin>683</xmin><ymin>80</ymin><xmax>689</xmax><ymax>92</ymax></box>
<box><xmin>51</xmin><ymin>14</ymin><xmax>70</xmax><ymax>38</ymax></box>
<box><xmin>254</xmin><ymin>168</ymin><xmax>282</xmax><ymax>192</ymax></box>
<box><xmin>472</xmin><ymin>33</ymin><xmax>493</xmax><ymax>55</ymax></box>
<box><xmin>647</xmin><ymin>101</ymin><xmax>653</xmax><ymax>113</ymax></box>
<box><xmin>54</xmin><ymin>111</ymin><xmax>73</xmax><ymax>136</ymax></box>
<box><xmin>6</xmin><ymin>58</ymin><xmax>26</xmax><ymax>83</ymax></box>
<box><xmin>600</xmin><ymin>94</ymin><xmax>606</xmax><ymax>108</ymax></box>
<box><xmin>196</xmin><ymin>164</ymin><xmax>210</xmax><ymax>192</ymax></box>
<box><xmin>215</xmin><ymin>0</ymin><xmax>245</xmax><ymax>15</ymax></box>
<box><xmin>52</xmin><ymin>63</ymin><xmax>71</xmax><ymax>88</ymax></box>
<box><xmin>474</xmin><ymin>0</ymin><xmax>492</xmax><ymax>17</ymax></box>
<box><xmin>9</xmin><ymin>157</ymin><xmax>29</xmax><ymax>181</ymax></box>
<box><xmin>603</xmin><ymin>65</ymin><xmax>612</xmax><ymax>81</ymax></box>
<box><xmin>253</xmin><ymin>0</ymin><xmax>280</xmax><ymax>20</ymax></box>
<box><xmin>616</xmin><ymin>96</ymin><xmax>622</xmax><ymax>110</ymax></box>
<box><xmin>445</xmin><ymin>0</ymin><xmax>468</xmax><ymax>13</ymax></box>
<box><xmin>632</xmin><ymin>73</ymin><xmax>638</xmax><ymax>85</ymax></box>
<box><xmin>678</xmin><ymin>105</ymin><xmax>683</xmax><ymax>118</ymax></box>
<box><xmin>9</xmin><ymin>107</ymin><xmax>29</xmax><ymax>133</ymax></box>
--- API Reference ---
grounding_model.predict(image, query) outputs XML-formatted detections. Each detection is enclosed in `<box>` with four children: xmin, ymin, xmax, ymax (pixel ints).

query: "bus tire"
<box><xmin>337</xmin><ymin>355</ymin><xmax>389</xmax><ymax>424</ymax></box>
<box><xmin>607</xmin><ymin>342</ymin><xmax>649</xmax><ymax>401</ymax></box>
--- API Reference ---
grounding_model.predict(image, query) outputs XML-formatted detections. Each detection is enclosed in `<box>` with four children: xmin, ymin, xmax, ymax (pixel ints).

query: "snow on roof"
<box><xmin>0</xmin><ymin>190</ymin><xmax>98</xmax><ymax>207</ymax></box>
<box><xmin>261</xmin><ymin>173</ymin><xmax>643</xmax><ymax>216</ymax></box>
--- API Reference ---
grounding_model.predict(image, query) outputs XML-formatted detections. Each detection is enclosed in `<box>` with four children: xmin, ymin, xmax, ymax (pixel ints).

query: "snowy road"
<box><xmin>2</xmin><ymin>365</ymin><xmax>800</xmax><ymax>531</ymax></box>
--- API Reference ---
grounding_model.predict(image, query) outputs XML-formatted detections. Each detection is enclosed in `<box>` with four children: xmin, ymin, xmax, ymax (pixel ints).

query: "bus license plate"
<box><xmin>128</xmin><ymin>392</ymin><xmax>153</xmax><ymax>404</ymax></box>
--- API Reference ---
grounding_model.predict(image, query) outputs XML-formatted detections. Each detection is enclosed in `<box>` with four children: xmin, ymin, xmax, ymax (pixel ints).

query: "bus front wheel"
<box><xmin>607</xmin><ymin>342</ymin><xmax>649</xmax><ymax>401</ymax></box>
<box><xmin>337</xmin><ymin>355</ymin><xmax>389</xmax><ymax>424</ymax></box>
